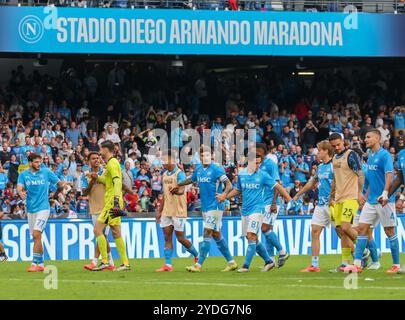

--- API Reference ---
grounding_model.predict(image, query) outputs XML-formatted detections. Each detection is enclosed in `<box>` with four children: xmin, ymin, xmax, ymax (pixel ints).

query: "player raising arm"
<box><xmin>17</xmin><ymin>153</ymin><xmax>65</xmax><ymax>272</ymax></box>
<box><xmin>217</xmin><ymin>151</ymin><xmax>292</xmax><ymax>273</ymax></box>
<box><xmin>170</xmin><ymin>146</ymin><xmax>237</xmax><ymax>273</ymax></box>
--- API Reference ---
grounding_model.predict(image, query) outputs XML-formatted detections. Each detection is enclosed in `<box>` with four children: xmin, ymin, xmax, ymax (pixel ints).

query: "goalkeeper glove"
<box><xmin>109</xmin><ymin>196</ymin><xmax>127</xmax><ymax>219</ymax></box>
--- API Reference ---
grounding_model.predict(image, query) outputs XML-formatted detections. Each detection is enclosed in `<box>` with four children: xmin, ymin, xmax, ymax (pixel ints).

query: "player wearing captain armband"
<box><xmin>344</xmin><ymin>129</ymin><xmax>400</xmax><ymax>274</ymax></box>
<box><xmin>170</xmin><ymin>146</ymin><xmax>237</xmax><ymax>273</ymax></box>
<box><xmin>217</xmin><ymin>150</ymin><xmax>292</xmax><ymax>273</ymax></box>
<box><xmin>256</xmin><ymin>144</ymin><xmax>289</xmax><ymax>268</ymax></box>
<box><xmin>91</xmin><ymin>141</ymin><xmax>130</xmax><ymax>272</ymax></box>
<box><xmin>17</xmin><ymin>153</ymin><xmax>65</xmax><ymax>272</ymax></box>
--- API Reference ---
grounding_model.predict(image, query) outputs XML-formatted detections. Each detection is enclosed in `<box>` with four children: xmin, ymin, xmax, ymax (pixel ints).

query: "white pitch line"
<box><xmin>144</xmin><ymin>281</ymin><xmax>252</xmax><ymax>287</ymax></box>
<box><xmin>7</xmin><ymin>278</ymin><xmax>252</xmax><ymax>287</ymax></box>
<box><xmin>287</xmin><ymin>284</ymin><xmax>405</xmax><ymax>291</ymax></box>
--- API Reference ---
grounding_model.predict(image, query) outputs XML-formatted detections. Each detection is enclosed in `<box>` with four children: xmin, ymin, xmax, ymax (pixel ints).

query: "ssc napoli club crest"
<box><xmin>19</xmin><ymin>15</ymin><xmax>44</xmax><ymax>44</ymax></box>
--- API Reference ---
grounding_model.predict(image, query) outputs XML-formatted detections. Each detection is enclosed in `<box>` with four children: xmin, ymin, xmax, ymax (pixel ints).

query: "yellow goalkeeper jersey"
<box><xmin>103</xmin><ymin>157</ymin><xmax>123</xmax><ymax>207</ymax></box>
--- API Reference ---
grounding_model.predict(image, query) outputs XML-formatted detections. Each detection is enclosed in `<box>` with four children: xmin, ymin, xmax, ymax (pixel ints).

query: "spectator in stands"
<box><xmin>123</xmin><ymin>161</ymin><xmax>134</xmax><ymax>189</ymax></box>
<box><xmin>392</xmin><ymin>106</ymin><xmax>405</xmax><ymax>137</ymax></box>
<box><xmin>0</xmin><ymin>165</ymin><xmax>8</xmax><ymax>192</ymax></box>
<box><xmin>66</xmin><ymin>122</ymin><xmax>81</xmax><ymax>148</ymax></box>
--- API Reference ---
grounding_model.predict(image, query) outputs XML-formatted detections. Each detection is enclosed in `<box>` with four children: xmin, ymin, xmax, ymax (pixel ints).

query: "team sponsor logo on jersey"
<box><xmin>318</xmin><ymin>172</ymin><xmax>331</xmax><ymax>179</ymax></box>
<box><xmin>242</xmin><ymin>183</ymin><xmax>260</xmax><ymax>189</ymax></box>
<box><xmin>26</xmin><ymin>179</ymin><xmax>46</xmax><ymax>186</ymax></box>
<box><xmin>368</xmin><ymin>164</ymin><xmax>378</xmax><ymax>170</ymax></box>
<box><xmin>198</xmin><ymin>177</ymin><xmax>211</xmax><ymax>183</ymax></box>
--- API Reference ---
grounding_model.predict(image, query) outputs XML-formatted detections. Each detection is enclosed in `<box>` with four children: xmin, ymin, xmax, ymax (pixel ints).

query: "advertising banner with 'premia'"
<box><xmin>2</xmin><ymin>215</ymin><xmax>405</xmax><ymax>261</ymax></box>
<box><xmin>0</xmin><ymin>7</ymin><xmax>404</xmax><ymax>56</ymax></box>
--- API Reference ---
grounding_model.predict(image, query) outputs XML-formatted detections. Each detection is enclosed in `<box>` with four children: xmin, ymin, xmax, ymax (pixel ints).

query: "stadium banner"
<box><xmin>0</xmin><ymin>7</ymin><xmax>404</xmax><ymax>57</ymax></box>
<box><xmin>2</xmin><ymin>215</ymin><xmax>405</xmax><ymax>261</ymax></box>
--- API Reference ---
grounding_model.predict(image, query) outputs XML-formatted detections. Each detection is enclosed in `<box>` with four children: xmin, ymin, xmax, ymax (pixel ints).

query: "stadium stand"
<box><xmin>0</xmin><ymin>61</ymin><xmax>403</xmax><ymax>219</ymax></box>
<box><xmin>0</xmin><ymin>0</ymin><xmax>404</xmax><ymax>13</ymax></box>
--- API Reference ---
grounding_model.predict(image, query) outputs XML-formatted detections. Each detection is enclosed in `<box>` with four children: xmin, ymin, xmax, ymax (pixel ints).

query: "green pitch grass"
<box><xmin>1</xmin><ymin>254</ymin><xmax>405</xmax><ymax>300</ymax></box>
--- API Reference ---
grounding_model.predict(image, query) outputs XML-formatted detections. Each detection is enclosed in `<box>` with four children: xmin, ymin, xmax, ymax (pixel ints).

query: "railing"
<box><xmin>0</xmin><ymin>0</ymin><xmax>404</xmax><ymax>13</ymax></box>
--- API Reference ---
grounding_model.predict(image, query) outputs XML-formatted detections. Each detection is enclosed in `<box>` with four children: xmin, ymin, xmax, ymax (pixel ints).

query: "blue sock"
<box><xmin>312</xmin><ymin>256</ymin><xmax>319</xmax><ymax>268</ymax></box>
<box><xmin>389</xmin><ymin>235</ymin><xmax>400</xmax><ymax>265</ymax></box>
<box><xmin>243</xmin><ymin>241</ymin><xmax>257</xmax><ymax>269</ymax></box>
<box><xmin>256</xmin><ymin>242</ymin><xmax>272</xmax><ymax>264</ymax></box>
<box><xmin>215</xmin><ymin>237</ymin><xmax>233</xmax><ymax>262</ymax></box>
<box><xmin>186</xmin><ymin>244</ymin><xmax>198</xmax><ymax>258</ymax></box>
<box><xmin>367</xmin><ymin>239</ymin><xmax>379</xmax><ymax>263</ymax></box>
<box><xmin>164</xmin><ymin>248</ymin><xmax>173</xmax><ymax>266</ymax></box>
<box><xmin>354</xmin><ymin>235</ymin><xmax>368</xmax><ymax>261</ymax></box>
<box><xmin>37</xmin><ymin>254</ymin><xmax>44</xmax><ymax>266</ymax></box>
<box><xmin>264</xmin><ymin>231</ymin><xmax>276</xmax><ymax>257</ymax></box>
<box><xmin>268</xmin><ymin>231</ymin><xmax>283</xmax><ymax>252</ymax></box>
<box><xmin>197</xmin><ymin>238</ymin><xmax>211</xmax><ymax>266</ymax></box>
<box><xmin>33</xmin><ymin>253</ymin><xmax>41</xmax><ymax>265</ymax></box>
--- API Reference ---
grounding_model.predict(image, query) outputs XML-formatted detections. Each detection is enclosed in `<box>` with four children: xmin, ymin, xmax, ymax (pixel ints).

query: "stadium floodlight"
<box><xmin>298</xmin><ymin>71</ymin><xmax>315</xmax><ymax>76</ymax></box>
<box><xmin>171</xmin><ymin>60</ymin><xmax>184</xmax><ymax>67</ymax></box>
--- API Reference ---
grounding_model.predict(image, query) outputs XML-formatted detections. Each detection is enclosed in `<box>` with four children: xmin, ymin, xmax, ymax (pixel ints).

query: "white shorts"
<box><xmin>241</xmin><ymin>213</ymin><xmax>263</xmax><ymax>236</ymax></box>
<box><xmin>263</xmin><ymin>205</ymin><xmax>278</xmax><ymax>225</ymax></box>
<box><xmin>28</xmin><ymin>210</ymin><xmax>50</xmax><ymax>235</ymax></box>
<box><xmin>360</xmin><ymin>202</ymin><xmax>397</xmax><ymax>228</ymax></box>
<box><xmin>160</xmin><ymin>216</ymin><xmax>187</xmax><ymax>232</ymax></box>
<box><xmin>92</xmin><ymin>214</ymin><xmax>110</xmax><ymax>236</ymax></box>
<box><xmin>353</xmin><ymin>213</ymin><xmax>360</xmax><ymax>228</ymax></box>
<box><xmin>203</xmin><ymin>210</ymin><xmax>223</xmax><ymax>232</ymax></box>
<box><xmin>311</xmin><ymin>205</ymin><xmax>331</xmax><ymax>227</ymax></box>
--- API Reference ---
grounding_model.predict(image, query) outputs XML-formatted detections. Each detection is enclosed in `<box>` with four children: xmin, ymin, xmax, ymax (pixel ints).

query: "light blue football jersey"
<box><xmin>236</xmin><ymin>168</ymin><xmax>276</xmax><ymax>216</ymax></box>
<box><xmin>191</xmin><ymin>162</ymin><xmax>227</xmax><ymax>212</ymax></box>
<box><xmin>260</xmin><ymin>158</ymin><xmax>280</xmax><ymax>206</ymax></box>
<box><xmin>314</xmin><ymin>160</ymin><xmax>333</xmax><ymax>206</ymax></box>
<box><xmin>365</xmin><ymin>147</ymin><xmax>395</xmax><ymax>205</ymax></box>
<box><xmin>17</xmin><ymin>168</ymin><xmax>60</xmax><ymax>213</ymax></box>
<box><xmin>396</xmin><ymin>149</ymin><xmax>405</xmax><ymax>173</ymax></box>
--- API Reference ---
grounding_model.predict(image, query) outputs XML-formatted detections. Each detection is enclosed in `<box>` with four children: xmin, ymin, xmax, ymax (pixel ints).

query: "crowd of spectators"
<box><xmin>1</xmin><ymin>0</ymin><xmax>401</xmax><ymax>13</ymax></box>
<box><xmin>0</xmin><ymin>61</ymin><xmax>404</xmax><ymax>220</ymax></box>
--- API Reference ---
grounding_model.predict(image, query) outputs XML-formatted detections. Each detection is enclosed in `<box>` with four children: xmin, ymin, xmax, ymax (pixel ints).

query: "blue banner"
<box><xmin>0</xmin><ymin>7</ymin><xmax>404</xmax><ymax>56</ymax></box>
<box><xmin>2</xmin><ymin>215</ymin><xmax>405</xmax><ymax>261</ymax></box>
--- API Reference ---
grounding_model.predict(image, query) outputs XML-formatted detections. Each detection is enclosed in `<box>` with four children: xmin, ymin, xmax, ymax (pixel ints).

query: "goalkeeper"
<box><xmin>92</xmin><ymin>140</ymin><xmax>130</xmax><ymax>272</ymax></box>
